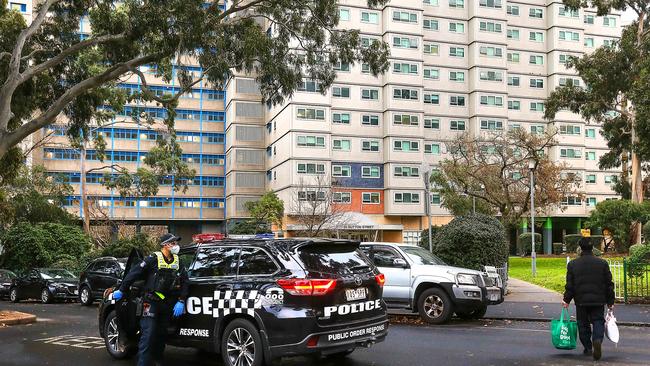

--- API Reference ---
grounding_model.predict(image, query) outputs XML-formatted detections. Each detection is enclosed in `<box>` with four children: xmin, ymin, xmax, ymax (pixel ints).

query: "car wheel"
<box><xmin>104</xmin><ymin>310</ymin><xmax>137</xmax><ymax>359</ymax></box>
<box><xmin>79</xmin><ymin>286</ymin><xmax>93</xmax><ymax>306</ymax></box>
<box><xmin>221</xmin><ymin>318</ymin><xmax>264</xmax><ymax>366</ymax></box>
<box><xmin>417</xmin><ymin>288</ymin><xmax>453</xmax><ymax>324</ymax></box>
<box><xmin>456</xmin><ymin>305</ymin><xmax>488</xmax><ymax>320</ymax></box>
<box><xmin>41</xmin><ymin>288</ymin><xmax>53</xmax><ymax>304</ymax></box>
<box><xmin>10</xmin><ymin>288</ymin><xmax>19</xmax><ymax>303</ymax></box>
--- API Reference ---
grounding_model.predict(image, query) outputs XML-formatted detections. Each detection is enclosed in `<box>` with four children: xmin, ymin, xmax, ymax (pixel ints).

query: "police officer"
<box><xmin>112</xmin><ymin>233</ymin><xmax>188</xmax><ymax>366</ymax></box>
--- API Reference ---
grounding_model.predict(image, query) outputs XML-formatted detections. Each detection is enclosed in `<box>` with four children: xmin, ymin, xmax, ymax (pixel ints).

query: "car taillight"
<box><xmin>277</xmin><ymin>279</ymin><xmax>337</xmax><ymax>296</ymax></box>
<box><xmin>375</xmin><ymin>273</ymin><xmax>385</xmax><ymax>287</ymax></box>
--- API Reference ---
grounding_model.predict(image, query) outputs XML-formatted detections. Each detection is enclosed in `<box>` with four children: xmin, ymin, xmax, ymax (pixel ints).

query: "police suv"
<box><xmin>98</xmin><ymin>238</ymin><xmax>388</xmax><ymax>366</ymax></box>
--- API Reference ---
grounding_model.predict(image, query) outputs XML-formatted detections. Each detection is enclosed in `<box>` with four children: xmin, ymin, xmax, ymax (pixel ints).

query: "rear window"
<box><xmin>296</xmin><ymin>244</ymin><xmax>372</xmax><ymax>275</ymax></box>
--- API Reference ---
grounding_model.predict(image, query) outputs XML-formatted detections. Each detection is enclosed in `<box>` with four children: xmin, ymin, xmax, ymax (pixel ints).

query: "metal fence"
<box><xmin>496</xmin><ymin>263</ymin><xmax>508</xmax><ymax>293</ymax></box>
<box><xmin>607</xmin><ymin>259</ymin><xmax>650</xmax><ymax>303</ymax></box>
<box><xmin>606</xmin><ymin>260</ymin><xmax>625</xmax><ymax>300</ymax></box>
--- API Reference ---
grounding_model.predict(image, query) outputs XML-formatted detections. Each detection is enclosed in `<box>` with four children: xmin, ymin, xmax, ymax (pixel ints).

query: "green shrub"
<box><xmin>627</xmin><ymin>244</ymin><xmax>650</xmax><ymax>277</ymax></box>
<box><xmin>418</xmin><ymin>226</ymin><xmax>441</xmax><ymax>250</ymax></box>
<box><xmin>101</xmin><ymin>233</ymin><xmax>158</xmax><ymax>258</ymax></box>
<box><xmin>552</xmin><ymin>243</ymin><xmax>564</xmax><ymax>254</ymax></box>
<box><xmin>564</xmin><ymin>234</ymin><xmax>583</xmax><ymax>253</ymax></box>
<box><xmin>516</xmin><ymin>233</ymin><xmax>542</xmax><ymax>256</ymax></box>
<box><xmin>576</xmin><ymin>246</ymin><xmax>603</xmax><ymax>257</ymax></box>
<box><xmin>432</xmin><ymin>214</ymin><xmax>508</xmax><ymax>270</ymax></box>
<box><xmin>644</xmin><ymin>223</ymin><xmax>650</xmax><ymax>244</ymax></box>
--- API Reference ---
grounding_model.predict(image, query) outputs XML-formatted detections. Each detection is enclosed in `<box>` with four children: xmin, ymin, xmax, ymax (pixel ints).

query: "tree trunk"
<box><xmin>80</xmin><ymin>145</ymin><xmax>90</xmax><ymax>233</ymax></box>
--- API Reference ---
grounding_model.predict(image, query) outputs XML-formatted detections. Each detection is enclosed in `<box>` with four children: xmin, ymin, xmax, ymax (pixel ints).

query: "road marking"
<box><xmin>33</xmin><ymin>335</ymin><xmax>105</xmax><ymax>349</ymax></box>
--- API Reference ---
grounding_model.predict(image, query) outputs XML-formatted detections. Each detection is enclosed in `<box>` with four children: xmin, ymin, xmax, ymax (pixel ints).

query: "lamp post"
<box><xmin>422</xmin><ymin>164</ymin><xmax>433</xmax><ymax>252</ymax></box>
<box><xmin>529</xmin><ymin>158</ymin><xmax>536</xmax><ymax>276</ymax></box>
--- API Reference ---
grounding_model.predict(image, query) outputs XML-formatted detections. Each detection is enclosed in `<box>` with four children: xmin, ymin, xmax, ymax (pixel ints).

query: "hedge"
<box><xmin>516</xmin><ymin>233</ymin><xmax>542</xmax><ymax>256</ymax></box>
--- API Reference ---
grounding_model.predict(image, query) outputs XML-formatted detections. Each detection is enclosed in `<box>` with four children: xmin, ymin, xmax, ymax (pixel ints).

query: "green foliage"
<box><xmin>517</xmin><ymin>233</ymin><xmax>542</xmax><ymax>256</ymax></box>
<box><xmin>432</xmin><ymin>214</ymin><xmax>508</xmax><ymax>270</ymax></box>
<box><xmin>244</xmin><ymin>191</ymin><xmax>284</xmax><ymax>229</ymax></box>
<box><xmin>100</xmin><ymin>233</ymin><xmax>158</xmax><ymax>258</ymax></box>
<box><xmin>552</xmin><ymin>243</ymin><xmax>564</xmax><ymax>255</ymax></box>
<box><xmin>418</xmin><ymin>226</ymin><xmax>441</xmax><ymax>250</ymax></box>
<box><xmin>563</xmin><ymin>234</ymin><xmax>583</xmax><ymax>253</ymax></box>
<box><xmin>0</xmin><ymin>222</ymin><xmax>91</xmax><ymax>271</ymax></box>
<box><xmin>230</xmin><ymin>220</ymin><xmax>267</xmax><ymax>235</ymax></box>
<box><xmin>644</xmin><ymin>222</ymin><xmax>650</xmax><ymax>243</ymax></box>
<box><xmin>627</xmin><ymin>244</ymin><xmax>650</xmax><ymax>277</ymax></box>
<box><xmin>586</xmin><ymin>200</ymin><xmax>650</xmax><ymax>252</ymax></box>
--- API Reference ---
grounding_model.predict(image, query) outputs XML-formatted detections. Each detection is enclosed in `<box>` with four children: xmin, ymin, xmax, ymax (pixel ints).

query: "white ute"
<box><xmin>361</xmin><ymin>242</ymin><xmax>504</xmax><ymax>324</ymax></box>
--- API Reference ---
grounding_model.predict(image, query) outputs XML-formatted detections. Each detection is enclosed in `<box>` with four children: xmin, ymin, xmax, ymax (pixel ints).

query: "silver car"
<box><xmin>361</xmin><ymin>242</ymin><xmax>504</xmax><ymax>324</ymax></box>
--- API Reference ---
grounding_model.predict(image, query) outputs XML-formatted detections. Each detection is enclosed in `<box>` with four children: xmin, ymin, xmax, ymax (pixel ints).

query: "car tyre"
<box><xmin>41</xmin><ymin>288</ymin><xmax>53</xmax><ymax>304</ymax></box>
<box><xmin>456</xmin><ymin>305</ymin><xmax>488</xmax><ymax>320</ymax></box>
<box><xmin>417</xmin><ymin>288</ymin><xmax>453</xmax><ymax>324</ymax></box>
<box><xmin>10</xmin><ymin>287</ymin><xmax>19</xmax><ymax>303</ymax></box>
<box><xmin>221</xmin><ymin>318</ymin><xmax>264</xmax><ymax>366</ymax></box>
<box><xmin>104</xmin><ymin>310</ymin><xmax>137</xmax><ymax>359</ymax></box>
<box><xmin>79</xmin><ymin>286</ymin><xmax>93</xmax><ymax>306</ymax></box>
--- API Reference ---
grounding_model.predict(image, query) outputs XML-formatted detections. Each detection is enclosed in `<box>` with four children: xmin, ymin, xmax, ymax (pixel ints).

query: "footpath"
<box><xmin>484</xmin><ymin>278</ymin><xmax>650</xmax><ymax>326</ymax></box>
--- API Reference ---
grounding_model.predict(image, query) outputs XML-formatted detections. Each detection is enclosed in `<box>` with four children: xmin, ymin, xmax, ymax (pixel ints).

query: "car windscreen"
<box><xmin>401</xmin><ymin>246</ymin><xmax>446</xmax><ymax>265</ymax></box>
<box><xmin>40</xmin><ymin>269</ymin><xmax>75</xmax><ymax>280</ymax></box>
<box><xmin>296</xmin><ymin>244</ymin><xmax>372</xmax><ymax>275</ymax></box>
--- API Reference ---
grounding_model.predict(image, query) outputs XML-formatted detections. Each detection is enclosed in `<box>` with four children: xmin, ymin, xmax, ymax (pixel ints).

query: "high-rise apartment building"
<box><xmin>9</xmin><ymin>1</ymin><xmax>624</xmax><ymax>247</ymax></box>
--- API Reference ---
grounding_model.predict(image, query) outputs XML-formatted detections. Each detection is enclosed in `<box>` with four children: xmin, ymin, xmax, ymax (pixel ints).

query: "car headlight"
<box><xmin>456</xmin><ymin>273</ymin><xmax>479</xmax><ymax>285</ymax></box>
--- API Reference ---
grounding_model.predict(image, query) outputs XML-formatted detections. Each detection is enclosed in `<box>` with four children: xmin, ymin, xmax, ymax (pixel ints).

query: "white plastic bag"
<box><xmin>605</xmin><ymin>309</ymin><xmax>619</xmax><ymax>345</ymax></box>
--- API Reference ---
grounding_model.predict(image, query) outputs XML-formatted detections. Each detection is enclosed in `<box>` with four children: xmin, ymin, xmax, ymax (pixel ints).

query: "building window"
<box><xmin>507</xmin><ymin>52</ymin><xmax>520</xmax><ymax>63</ymax></box>
<box><xmin>393</xmin><ymin>140</ymin><xmax>419</xmax><ymax>152</ymax></box>
<box><xmin>297</xmin><ymin>135</ymin><xmax>325</xmax><ymax>147</ymax></box>
<box><xmin>586</xmin><ymin>151</ymin><xmax>597</xmax><ymax>161</ymax></box>
<box><xmin>480</xmin><ymin>95</ymin><xmax>503</xmax><ymax>106</ymax></box>
<box><xmin>424</xmin><ymin>93</ymin><xmax>440</xmax><ymax>104</ymax></box>
<box><xmin>530</xmin><ymin>102</ymin><xmax>545</xmax><ymax>112</ymax></box>
<box><xmin>479</xmin><ymin>46</ymin><xmax>503</xmax><ymax>57</ymax></box>
<box><xmin>529</xmin><ymin>78</ymin><xmax>544</xmax><ymax>88</ymax></box>
<box><xmin>584</xmin><ymin>37</ymin><xmax>594</xmax><ymax>47</ymax></box>
<box><xmin>450</xmin><ymin>95</ymin><xmax>465</xmax><ymax>106</ymax></box>
<box><xmin>587</xmin><ymin>197</ymin><xmax>597</xmax><ymax>207</ymax></box>
<box><xmin>586</xmin><ymin>174</ymin><xmax>596</xmax><ymax>184</ymax></box>
<box><xmin>362</xmin><ymin>115</ymin><xmax>379</xmax><ymax>126</ymax></box>
<box><xmin>394</xmin><ymin>166</ymin><xmax>420</xmax><ymax>177</ymax></box>
<box><xmin>297</xmin><ymin>79</ymin><xmax>323</xmax><ymax>93</ymax></box>
<box><xmin>424</xmin><ymin>68</ymin><xmax>440</xmax><ymax>79</ymax></box>
<box><xmin>298</xmin><ymin>190</ymin><xmax>326</xmax><ymax>201</ymax></box>
<box><xmin>361</xmin><ymin>88</ymin><xmax>379</xmax><ymax>100</ymax></box>
<box><xmin>296</xmin><ymin>108</ymin><xmax>325</xmax><ymax>120</ymax></box>
<box><xmin>529</xmin><ymin>31</ymin><xmax>544</xmax><ymax>42</ymax></box>
<box><xmin>393</xmin><ymin>114</ymin><xmax>419</xmax><ymax>126</ymax></box>
<box><xmin>559</xmin><ymin>54</ymin><xmax>571</xmax><ymax>64</ymax></box>
<box><xmin>297</xmin><ymin>163</ymin><xmax>326</xmax><ymax>174</ymax></box>
<box><xmin>530</xmin><ymin>125</ymin><xmax>545</xmax><ymax>135</ymax></box>
<box><xmin>449</xmin><ymin>47</ymin><xmax>465</xmax><ymax>57</ymax></box>
<box><xmin>393</xmin><ymin>62</ymin><xmax>418</xmax><ymax>74</ymax></box>
<box><xmin>361</xmin><ymin>11</ymin><xmax>379</xmax><ymax>24</ymax></box>
<box><xmin>603</xmin><ymin>16</ymin><xmax>616</xmax><ymax>27</ymax></box>
<box><xmin>479</xmin><ymin>0</ymin><xmax>502</xmax><ymax>8</ymax></box>
<box><xmin>424</xmin><ymin>118</ymin><xmax>440</xmax><ymax>129</ymax></box>
<box><xmin>480</xmin><ymin>70</ymin><xmax>503</xmax><ymax>82</ymax></box>
<box><xmin>449</xmin><ymin>22</ymin><xmax>465</xmax><ymax>33</ymax></box>
<box><xmin>332</xmin><ymin>86</ymin><xmax>350</xmax><ymax>98</ymax></box>
<box><xmin>508</xmin><ymin>76</ymin><xmax>520</xmax><ymax>86</ymax></box>
<box><xmin>450</xmin><ymin>120</ymin><xmax>466</xmax><ymax>130</ymax></box>
<box><xmin>559</xmin><ymin>78</ymin><xmax>580</xmax><ymax>87</ymax></box>
<box><xmin>559</xmin><ymin>125</ymin><xmax>581</xmax><ymax>135</ymax></box>
<box><xmin>584</xmin><ymin>14</ymin><xmax>594</xmax><ymax>24</ymax></box>
<box><xmin>424</xmin><ymin>0</ymin><xmax>439</xmax><ymax>5</ymax></box>
<box><xmin>9</xmin><ymin>2</ymin><xmax>27</xmax><ymax>12</ymax></box>
<box><xmin>394</xmin><ymin>192</ymin><xmax>420</xmax><ymax>203</ymax></box>
<box><xmin>402</xmin><ymin>231</ymin><xmax>421</xmax><ymax>245</ymax></box>
<box><xmin>393</xmin><ymin>10</ymin><xmax>418</xmax><ymax>23</ymax></box>
<box><xmin>507</xmin><ymin>5</ymin><xmax>519</xmax><ymax>15</ymax></box>
<box><xmin>425</xmin><ymin>143</ymin><xmax>441</xmax><ymax>154</ymax></box>
<box><xmin>393</xmin><ymin>88</ymin><xmax>419</xmax><ymax>100</ymax></box>
<box><xmin>339</xmin><ymin>8</ymin><xmax>350</xmax><ymax>21</ymax></box>
<box><xmin>393</xmin><ymin>36</ymin><xmax>419</xmax><ymax>49</ymax></box>
<box><xmin>562</xmin><ymin>196</ymin><xmax>582</xmax><ymax>206</ymax></box>
<box><xmin>362</xmin><ymin>166</ymin><xmax>381</xmax><ymax>178</ymax></box>
<box><xmin>449</xmin><ymin>71</ymin><xmax>465</xmax><ymax>82</ymax></box>
<box><xmin>424</xmin><ymin>18</ymin><xmax>439</xmax><ymax>30</ymax></box>
<box><xmin>332</xmin><ymin>165</ymin><xmax>352</xmax><ymax>177</ymax></box>
<box><xmin>559</xmin><ymin>6</ymin><xmax>579</xmax><ymax>17</ymax></box>
<box><xmin>507</xmin><ymin>29</ymin><xmax>520</xmax><ymax>40</ymax></box>
<box><xmin>529</xmin><ymin>55</ymin><xmax>544</xmax><ymax>65</ymax></box>
<box><xmin>508</xmin><ymin>100</ymin><xmax>521</xmax><ymax>110</ymax></box>
<box><xmin>560</xmin><ymin>148</ymin><xmax>582</xmax><ymax>158</ymax></box>
<box><xmin>586</xmin><ymin>129</ymin><xmax>596</xmax><ymax>138</ymax></box>
<box><xmin>333</xmin><ymin>62</ymin><xmax>350</xmax><ymax>72</ymax></box>
<box><xmin>361</xmin><ymin>63</ymin><xmax>370</xmax><ymax>73</ymax></box>
<box><xmin>529</xmin><ymin>8</ymin><xmax>543</xmax><ymax>18</ymax></box>
<box><xmin>333</xmin><ymin>192</ymin><xmax>352</xmax><ymax>203</ymax></box>
<box><xmin>430</xmin><ymin>193</ymin><xmax>441</xmax><ymax>205</ymax></box>
<box><xmin>362</xmin><ymin>192</ymin><xmax>380</xmax><ymax>204</ymax></box>
<box><xmin>362</xmin><ymin>140</ymin><xmax>380</xmax><ymax>152</ymax></box>
<box><xmin>448</xmin><ymin>0</ymin><xmax>464</xmax><ymax>8</ymax></box>
<box><xmin>559</xmin><ymin>30</ymin><xmax>580</xmax><ymax>41</ymax></box>
<box><xmin>332</xmin><ymin>139</ymin><xmax>351</xmax><ymax>151</ymax></box>
<box><xmin>480</xmin><ymin>119</ymin><xmax>503</xmax><ymax>130</ymax></box>
<box><xmin>424</xmin><ymin>43</ymin><xmax>439</xmax><ymax>55</ymax></box>
<box><xmin>332</xmin><ymin>113</ymin><xmax>351</xmax><ymax>124</ymax></box>
<box><xmin>605</xmin><ymin>175</ymin><xmax>617</xmax><ymax>184</ymax></box>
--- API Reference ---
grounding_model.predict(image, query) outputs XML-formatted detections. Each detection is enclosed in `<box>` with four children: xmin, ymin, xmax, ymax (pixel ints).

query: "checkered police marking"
<box><xmin>186</xmin><ymin>290</ymin><xmax>262</xmax><ymax>317</ymax></box>
<box><xmin>34</xmin><ymin>335</ymin><xmax>105</xmax><ymax>349</ymax></box>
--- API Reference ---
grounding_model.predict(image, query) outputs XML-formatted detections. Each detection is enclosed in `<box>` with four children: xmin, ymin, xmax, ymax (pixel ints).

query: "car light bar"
<box><xmin>277</xmin><ymin>279</ymin><xmax>337</xmax><ymax>296</ymax></box>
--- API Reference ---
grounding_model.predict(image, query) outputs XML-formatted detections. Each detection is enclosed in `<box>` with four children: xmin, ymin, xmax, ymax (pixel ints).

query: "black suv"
<box><xmin>98</xmin><ymin>239</ymin><xmax>388</xmax><ymax>366</ymax></box>
<box><xmin>78</xmin><ymin>257</ymin><xmax>126</xmax><ymax>306</ymax></box>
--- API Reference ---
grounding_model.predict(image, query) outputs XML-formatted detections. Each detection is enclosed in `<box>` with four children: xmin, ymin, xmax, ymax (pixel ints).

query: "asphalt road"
<box><xmin>1</xmin><ymin>301</ymin><xmax>650</xmax><ymax>366</ymax></box>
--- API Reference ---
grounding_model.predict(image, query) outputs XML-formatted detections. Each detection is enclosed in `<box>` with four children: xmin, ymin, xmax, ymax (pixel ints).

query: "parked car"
<box><xmin>10</xmin><ymin>268</ymin><xmax>78</xmax><ymax>304</ymax></box>
<box><xmin>99</xmin><ymin>239</ymin><xmax>388</xmax><ymax>366</ymax></box>
<box><xmin>78</xmin><ymin>257</ymin><xmax>126</xmax><ymax>306</ymax></box>
<box><xmin>360</xmin><ymin>242</ymin><xmax>504</xmax><ymax>324</ymax></box>
<box><xmin>0</xmin><ymin>269</ymin><xmax>17</xmax><ymax>299</ymax></box>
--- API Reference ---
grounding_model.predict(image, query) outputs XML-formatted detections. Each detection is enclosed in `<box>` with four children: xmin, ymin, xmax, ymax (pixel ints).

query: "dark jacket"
<box><xmin>563</xmin><ymin>250</ymin><xmax>615</xmax><ymax>306</ymax></box>
<box><xmin>119</xmin><ymin>254</ymin><xmax>189</xmax><ymax>303</ymax></box>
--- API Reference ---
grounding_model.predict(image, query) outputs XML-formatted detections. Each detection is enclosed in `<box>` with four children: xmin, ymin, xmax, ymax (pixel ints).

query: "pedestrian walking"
<box><xmin>562</xmin><ymin>237</ymin><xmax>615</xmax><ymax>361</ymax></box>
<box><xmin>112</xmin><ymin>233</ymin><xmax>188</xmax><ymax>366</ymax></box>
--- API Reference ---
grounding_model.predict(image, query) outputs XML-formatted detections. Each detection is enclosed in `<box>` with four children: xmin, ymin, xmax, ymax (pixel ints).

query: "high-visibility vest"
<box><xmin>154</xmin><ymin>251</ymin><xmax>179</xmax><ymax>270</ymax></box>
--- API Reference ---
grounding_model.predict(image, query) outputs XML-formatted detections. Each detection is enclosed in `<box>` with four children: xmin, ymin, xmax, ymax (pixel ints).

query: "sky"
<box><xmin>622</xmin><ymin>8</ymin><xmax>637</xmax><ymax>25</ymax></box>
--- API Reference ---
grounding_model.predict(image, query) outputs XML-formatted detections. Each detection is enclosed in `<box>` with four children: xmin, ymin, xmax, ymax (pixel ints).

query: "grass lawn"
<box><xmin>509</xmin><ymin>256</ymin><xmax>624</xmax><ymax>294</ymax></box>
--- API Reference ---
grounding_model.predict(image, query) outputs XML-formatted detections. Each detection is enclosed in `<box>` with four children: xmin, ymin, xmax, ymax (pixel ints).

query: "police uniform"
<box><xmin>119</xmin><ymin>249</ymin><xmax>188</xmax><ymax>366</ymax></box>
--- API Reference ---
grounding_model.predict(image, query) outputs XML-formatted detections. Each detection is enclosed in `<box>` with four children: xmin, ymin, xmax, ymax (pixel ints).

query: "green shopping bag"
<box><xmin>551</xmin><ymin>308</ymin><xmax>577</xmax><ymax>350</ymax></box>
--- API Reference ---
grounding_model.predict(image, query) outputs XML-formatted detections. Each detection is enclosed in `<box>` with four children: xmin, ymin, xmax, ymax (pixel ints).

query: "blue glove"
<box><xmin>173</xmin><ymin>301</ymin><xmax>185</xmax><ymax>317</ymax></box>
<box><xmin>112</xmin><ymin>290</ymin><xmax>123</xmax><ymax>301</ymax></box>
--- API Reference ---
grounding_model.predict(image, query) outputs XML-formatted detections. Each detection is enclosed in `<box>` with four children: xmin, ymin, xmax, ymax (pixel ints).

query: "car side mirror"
<box><xmin>393</xmin><ymin>258</ymin><xmax>408</xmax><ymax>268</ymax></box>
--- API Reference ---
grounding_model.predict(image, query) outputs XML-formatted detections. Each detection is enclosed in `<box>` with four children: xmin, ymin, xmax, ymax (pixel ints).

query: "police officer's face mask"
<box><xmin>170</xmin><ymin>244</ymin><xmax>180</xmax><ymax>255</ymax></box>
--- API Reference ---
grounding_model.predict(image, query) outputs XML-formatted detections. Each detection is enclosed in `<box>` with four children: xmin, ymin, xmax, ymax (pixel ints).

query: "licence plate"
<box><xmin>488</xmin><ymin>291</ymin><xmax>500</xmax><ymax>301</ymax></box>
<box><xmin>345</xmin><ymin>288</ymin><xmax>367</xmax><ymax>301</ymax></box>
